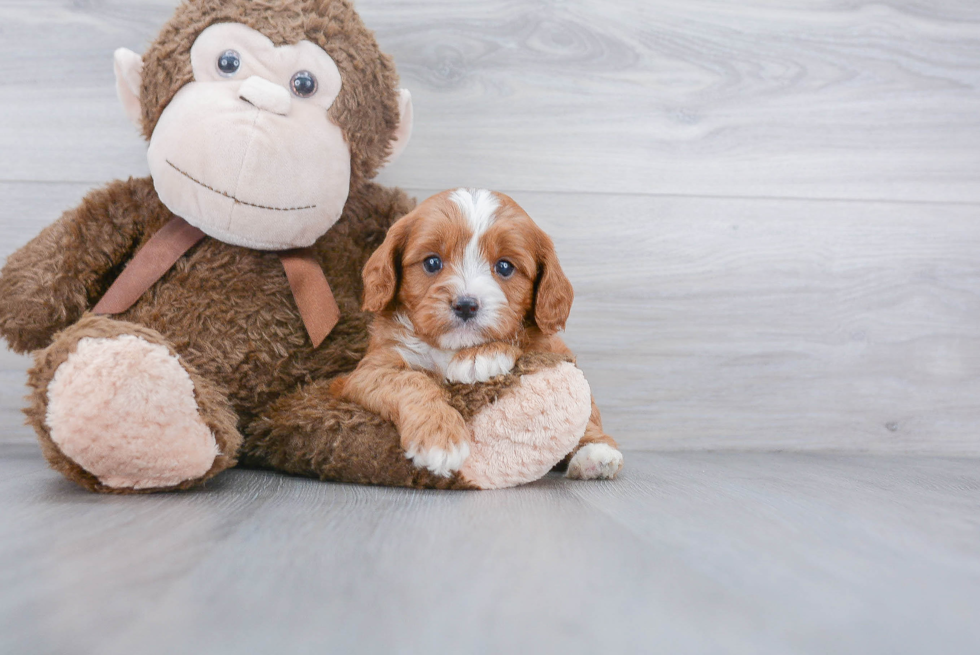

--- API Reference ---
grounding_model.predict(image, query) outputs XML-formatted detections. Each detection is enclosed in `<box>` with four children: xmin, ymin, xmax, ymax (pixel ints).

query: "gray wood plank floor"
<box><xmin>4</xmin><ymin>0</ymin><xmax>980</xmax><ymax>201</ymax></box>
<box><xmin>4</xmin><ymin>182</ymin><xmax>979</xmax><ymax>453</ymax></box>
<box><xmin>2</xmin><ymin>445</ymin><xmax>979</xmax><ymax>655</ymax></box>
<box><xmin>2</xmin><ymin>2</ymin><xmax>980</xmax><ymax>652</ymax></box>
<box><xmin>3</xmin><ymin>0</ymin><xmax>980</xmax><ymax>452</ymax></box>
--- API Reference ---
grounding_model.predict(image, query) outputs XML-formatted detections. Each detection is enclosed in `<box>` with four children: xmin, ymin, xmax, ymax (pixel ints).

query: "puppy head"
<box><xmin>362</xmin><ymin>188</ymin><xmax>573</xmax><ymax>349</ymax></box>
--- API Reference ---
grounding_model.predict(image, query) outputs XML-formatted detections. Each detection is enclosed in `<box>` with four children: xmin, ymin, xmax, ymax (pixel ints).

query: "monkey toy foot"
<box><xmin>457</xmin><ymin>359</ymin><xmax>593</xmax><ymax>489</ymax></box>
<box><xmin>26</xmin><ymin>315</ymin><xmax>241</xmax><ymax>493</ymax></box>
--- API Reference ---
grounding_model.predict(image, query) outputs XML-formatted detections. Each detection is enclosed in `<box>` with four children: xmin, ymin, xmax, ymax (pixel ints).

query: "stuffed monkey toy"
<box><xmin>0</xmin><ymin>0</ymin><xmax>602</xmax><ymax>492</ymax></box>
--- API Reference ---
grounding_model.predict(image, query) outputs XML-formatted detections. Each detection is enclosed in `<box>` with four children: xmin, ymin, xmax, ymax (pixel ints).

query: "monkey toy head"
<box><xmin>113</xmin><ymin>0</ymin><xmax>413</xmax><ymax>250</ymax></box>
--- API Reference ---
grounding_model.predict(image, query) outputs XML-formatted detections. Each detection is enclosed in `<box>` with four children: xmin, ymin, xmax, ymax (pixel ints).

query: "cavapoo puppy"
<box><xmin>332</xmin><ymin>189</ymin><xmax>622</xmax><ymax>480</ymax></box>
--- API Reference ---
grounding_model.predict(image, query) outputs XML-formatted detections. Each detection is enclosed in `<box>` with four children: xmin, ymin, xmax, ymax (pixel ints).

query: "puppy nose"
<box><xmin>238</xmin><ymin>76</ymin><xmax>292</xmax><ymax>116</ymax></box>
<box><xmin>452</xmin><ymin>297</ymin><xmax>480</xmax><ymax>321</ymax></box>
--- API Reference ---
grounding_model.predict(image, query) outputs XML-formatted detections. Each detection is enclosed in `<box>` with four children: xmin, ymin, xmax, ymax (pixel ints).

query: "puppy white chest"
<box><xmin>393</xmin><ymin>314</ymin><xmax>456</xmax><ymax>378</ymax></box>
<box><xmin>395</xmin><ymin>339</ymin><xmax>456</xmax><ymax>380</ymax></box>
<box><xmin>392</xmin><ymin>313</ymin><xmax>513</xmax><ymax>383</ymax></box>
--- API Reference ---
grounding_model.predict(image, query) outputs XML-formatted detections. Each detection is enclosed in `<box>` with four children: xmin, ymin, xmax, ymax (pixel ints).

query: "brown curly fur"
<box><xmin>242</xmin><ymin>352</ymin><xmax>573</xmax><ymax>489</ymax></box>
<box><xmin>0</xmin><ymin>0</ymin><xmax>571</xmax><ymax>492</ymax></box>
<box><xmin>1</xmin><ymin>177</ymin><xmax>409</xmax><ymax>412</ymax></box>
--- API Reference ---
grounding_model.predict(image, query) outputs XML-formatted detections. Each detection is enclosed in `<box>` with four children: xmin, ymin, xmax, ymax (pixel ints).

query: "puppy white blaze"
<box><xmin>450</xmin><ymin>188</ymin><xmax>498</xmax><ymax>236</ymax></box>
<box><xmin>442</xmin><ymin>188</ymin><xmax>507</xmax><ymax>350</ymax></box>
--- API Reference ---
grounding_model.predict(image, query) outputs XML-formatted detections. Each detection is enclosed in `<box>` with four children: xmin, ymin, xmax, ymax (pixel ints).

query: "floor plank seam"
<box><xmin>5</xmin><ymin>179</ymin><xmax>980</xmax><ymax>209</ymax></box>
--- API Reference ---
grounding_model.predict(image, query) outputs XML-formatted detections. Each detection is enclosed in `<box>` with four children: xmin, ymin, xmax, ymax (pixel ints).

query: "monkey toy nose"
<box><xmin>452</xmin><ymin>297</ymin><xmax>480</xmax><ymax>321</ymax></box>
<box><xmin>238</xmin><ymin>76</ymin><xmax>292</xmax><ymax>116</ymax></box>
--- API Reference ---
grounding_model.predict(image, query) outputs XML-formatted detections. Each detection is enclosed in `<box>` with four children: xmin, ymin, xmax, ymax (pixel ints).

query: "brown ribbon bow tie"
<box><xmin>93</xmin><ymin>216</ymin><xmax>340</xmax><ymax>347</ymax></box>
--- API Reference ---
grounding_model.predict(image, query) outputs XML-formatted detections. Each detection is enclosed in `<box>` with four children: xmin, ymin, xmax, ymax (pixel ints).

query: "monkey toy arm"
<box><xmin>0</xmin><ymin>177</ymin><xmax>164</xmax><ymax>353</ymax></box>
<box><xmin>242</xmin><ymin>352</ymin><xmax>592</xmax><ymax>490</ymax></box>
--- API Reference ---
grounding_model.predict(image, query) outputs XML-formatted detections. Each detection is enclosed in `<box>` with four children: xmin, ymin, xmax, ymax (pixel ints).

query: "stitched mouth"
<box><xmin>166</xmin><ymin>160</ymin><xmax>316</xmax><ymax>212</ymax></box>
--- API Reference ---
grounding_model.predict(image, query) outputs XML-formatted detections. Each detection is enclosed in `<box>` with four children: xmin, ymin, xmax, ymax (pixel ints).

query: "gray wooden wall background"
<box><xmin>2</xmin><ymin>0</ymin><xmax>979</xmax><ymax>454</ymax></box>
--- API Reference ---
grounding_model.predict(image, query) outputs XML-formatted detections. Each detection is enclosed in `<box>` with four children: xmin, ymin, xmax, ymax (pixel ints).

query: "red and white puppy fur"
<box><xmin>333</xmin><ymin>189</ymin><xmax>623</xmax><ymax>480</ymax></box>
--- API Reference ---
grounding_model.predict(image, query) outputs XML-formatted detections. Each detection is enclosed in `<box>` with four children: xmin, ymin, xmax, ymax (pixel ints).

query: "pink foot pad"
<box><xmin>459</xmin><ymin>361</ymin><xmax>592</xmax><ymax>489</ymax></box>
<box><xmin>45</xmin><ymin>335</ymin><xmax>218</xmax><ymax>490</ymax></box>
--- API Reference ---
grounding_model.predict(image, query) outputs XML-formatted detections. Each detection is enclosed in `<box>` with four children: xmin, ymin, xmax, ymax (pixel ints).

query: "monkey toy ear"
<box><xmin>113</xmin><ymin>48</ymin><xmax>144</xmax><ymax>130</ymax></box>
<box><xmin>383</xmin><ymin>88</ymin><xmax>414</xmax><ymax>167</ymax></box>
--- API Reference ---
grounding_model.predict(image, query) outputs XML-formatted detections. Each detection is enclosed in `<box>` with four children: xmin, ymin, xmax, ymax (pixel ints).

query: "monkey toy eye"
<box><xmin>422</xmin><ymin>256</ymin><xmax>443</xmax><ymax>274</ymax></box>
<box><xmin>494</xmin><ymin>259</ymin><xmax>515</xmax><ymax>278</ymax></box>
<box><xmin>216</xmin><ymin>50</ymin><xmax>242</xmax><ymax>77</ymax></box>
<box><xmin>290</xmin><ymin>71</ymin><xmax>318</xmax><ymax>98</ymax></box>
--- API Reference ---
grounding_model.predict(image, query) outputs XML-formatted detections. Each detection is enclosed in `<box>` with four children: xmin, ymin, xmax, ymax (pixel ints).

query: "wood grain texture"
<box><xmin>0</xmin><ymin>1</ymin><xmax>172</xmax><ymax>184</ymax></box>
<box><xmin>2</xmin><ymin>1</ymin><xmax>980</xmax><ymax>201</ymax></box>
<box><xmin>403</xmin><ymin>188</ymin><xmax>980</xmax><ymax>454</ymax></box>
<box><xmin>2</xmin><ymin>4</ymin><xmax>979</xmax><ymax>651</ymax></box>
<box><xmin>1</xmin><ymin>446</ymin><xmax>978</xmax><ymax>654</ymax></box>
<box><xmin>1</xmin><ymin>1</ymin><xmax>980</xmax><ymax>453</ymax></box>
<box><xmin>372</xmin><ymin>0</ymin><xmax>980</xmax><ymax>201</ymax></box>
<box><xmin>2</xmin><ymin>182</ymin><xmax>980</xmax><ymax>453</ymax></box>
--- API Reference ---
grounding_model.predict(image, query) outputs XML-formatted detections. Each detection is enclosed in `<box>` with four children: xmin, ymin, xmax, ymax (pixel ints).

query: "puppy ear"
<box><xmin>532</xmin><ymin>232</ymin><xmax>574</xmax><ymax>335</ymax></box>
<box><xmin>362</xmin><ymin>213</ymin><xmax>414</xmax><ymax>312</ymax></box>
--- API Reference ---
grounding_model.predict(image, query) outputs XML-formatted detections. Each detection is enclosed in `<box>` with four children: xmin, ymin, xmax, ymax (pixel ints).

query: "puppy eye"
<box><xmin>290</xmin><ymin>71</ymin><xmax>318</xmax><ymax>98</ymax></box>
<box><xmin>217</xmin><ymin>50</ymin><xmax>242</xmax><ymax>77</ymax></box>
<box><xmin>422</xmin><ymin>255</ymin><xmax>443</xmax><ymax>274</ymax></box>
<box><xmin>494</xmin><ymin>259</ymin><xmax>515</xmax><ymax>278</ymax></box>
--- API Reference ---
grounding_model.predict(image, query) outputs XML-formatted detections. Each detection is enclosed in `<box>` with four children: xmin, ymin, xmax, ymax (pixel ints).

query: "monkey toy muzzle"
<box><xmin>145</xmin><ymin>22</ymin><xmax>352</xmax><ymax>251</ymax></box>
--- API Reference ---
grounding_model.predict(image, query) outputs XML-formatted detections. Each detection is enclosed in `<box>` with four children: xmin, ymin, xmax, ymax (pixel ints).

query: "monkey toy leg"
<box><xmin>24</xmin><ymin>314</ymin><xmax>242</xmax><ymax>493</ymax></box>
<box><xmin>241</xmin><ymin>353</ymin><xmax>592</xmax><ymax>490</ymax></box>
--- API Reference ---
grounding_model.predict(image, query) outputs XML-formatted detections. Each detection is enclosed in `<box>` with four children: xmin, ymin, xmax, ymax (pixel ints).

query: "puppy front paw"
<box><xmin>566</xmin><ymin>443</ymin><xmax>624</xmax><ymax>480</ymax></box>
<box><xmin>405</xmin><ymin>440</ymin><xmax>470</xmax><ymax>477</ymax></box>
<box><xmin>401</xmin><ymin>406</ymin><xmax>471</xmax><ymax>477</ymax></box>
<box><xmin>445</xmin><ymin>345</ymin><xmax>519</xmax><ymax>384</ymax></box>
